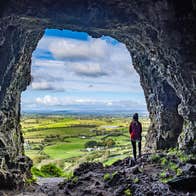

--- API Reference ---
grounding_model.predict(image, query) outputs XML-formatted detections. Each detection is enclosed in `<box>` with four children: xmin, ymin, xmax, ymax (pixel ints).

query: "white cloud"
<box><xmin>36</xmin><ymin>95</ymin><xmax>59</xmax><ymax>106</ymax></box>
<box><xmin>32</xmin><ymin>81</ymin><xmax>55</xmax><ymax>90</ymax></box>
<box><xmin>67</xmin><ymin>62</ymin><xmax>108</xmax><ymax>77</ymax></box>
<box><xmin>32</xmin><ymin>59</ymin><xmax>65</xmax><ymax>68</ymax></box>
<box><xmin>35</xmin><ymin>36</ymin><xmax>133</xmax><ymax>78</ymax></box>
<box><xmin>30</xmin><ymin>35</ymin><xmax>142</xmax><ymax>94</ymax></box>
<box><xmin>21</xmin><ymin>32</ymin><xmax>147</xmax><ymax>111</ymax></box>
<box><xmin>34</xmin><ymin>95</ymin><xmax>146</xmax><ymax>110</ymax></box>
<box><xmin>49</xmin><ymin>38</ymin><xmax>109</xmax><ymax>61</ymax></box>
<box><xmin>35</xmin><ymin>96</ymin><xmax>99</xmax><ymax>106</ymax></box>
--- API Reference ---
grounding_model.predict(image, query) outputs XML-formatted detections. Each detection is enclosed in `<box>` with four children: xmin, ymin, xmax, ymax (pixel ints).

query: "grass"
<box><xmin>133</xmin><ymin>177</ymin><xmax>139</xmax><ymax>183</ymax></box>
<box><xmin>31</xmin><ymin>163</ymin><xmax>64</xmax><ymax>177</ymax></box>
<box><xmin>44</xmin><ymin>141</ymin><xmax>86</xmax><ymax>159</ymax></box>
<box><xmin>22</xmin><ymin>115</ymin><xmax>150</xmax><ymax>176</ymax></box>
<box><xmin>24</xmin><ymin>127</ymin><xmax>93</xmax><ymax>139</ymax></box>
<box><xmin>103</xmin><ymin>173</ymin><xmax>111</xmax><ymax>181</ymax></box>
<box><xmin>25</xmin><ymin>177</ymin><xmax>37</xmax><ymax>185</ymax></box>
<box><xmin>149</xmin><ymin>153</ymin><xmax>162</xmax><ymax>163</ymax></box>
<box><xmin>124</xmin><ymin>188</ymin><xmax>132</xmax><ymax>196</ymax></box>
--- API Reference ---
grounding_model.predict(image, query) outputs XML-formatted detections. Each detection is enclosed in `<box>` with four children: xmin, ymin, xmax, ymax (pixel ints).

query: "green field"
<box><xmin>21</xmin><ymin>115</ymin><xmax>150</xmax><ymax>173</ymax></box>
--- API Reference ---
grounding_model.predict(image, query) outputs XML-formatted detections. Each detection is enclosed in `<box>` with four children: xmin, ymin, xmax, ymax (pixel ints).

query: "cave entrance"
<box><xmin>21</xmin><ymin>28</ymin><xmax>149</xmax><ymax>171</ymax></box>
<box><xmin>1</xmin><ymin>0</ymin><xmax>195</xmax><ymax>189</ymax></box>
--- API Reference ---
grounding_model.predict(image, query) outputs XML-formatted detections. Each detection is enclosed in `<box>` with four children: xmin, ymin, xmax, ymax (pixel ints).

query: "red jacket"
<box><xmin>129</xmin><ymin>120</ymin><xmax>142</xmax><ymax>141</ymax></box>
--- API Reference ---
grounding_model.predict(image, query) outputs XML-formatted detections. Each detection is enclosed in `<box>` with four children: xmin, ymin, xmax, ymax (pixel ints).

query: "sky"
<box><xmin>21</xmin><ymin>29</ymin><xmax>147</xmax><ymax>112</ymax></box>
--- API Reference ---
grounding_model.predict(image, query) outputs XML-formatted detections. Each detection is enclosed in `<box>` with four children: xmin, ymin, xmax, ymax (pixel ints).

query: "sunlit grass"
<box><xmin>23</xmin><ymin>127</ymin><xmax>93</xmax><ymax>139</ymax></box>
<box><xmin>22</xmin><ymin>115</ymin><xmax>150</xmax><ymax>173</ymax></box>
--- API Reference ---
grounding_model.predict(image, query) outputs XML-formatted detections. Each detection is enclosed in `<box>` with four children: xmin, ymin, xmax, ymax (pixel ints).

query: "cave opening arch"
<box><xmin>22</xmin><ymin>28</ymin><xmax>147</xmax><ymax>115</ymax></box>
<box><xmin>0</xmin><ymin>0</ymin><xmax>195</xmax><ymax>188</ymax></box>
<box><xmin>21</xmin><ymin>28</ymin><xmax>150</xmax><ymax>168</ymax></box>
<box><xmin>21</xmin><ymin>27</ymin><xmax>183</xmax><ymax>152</ymax></box>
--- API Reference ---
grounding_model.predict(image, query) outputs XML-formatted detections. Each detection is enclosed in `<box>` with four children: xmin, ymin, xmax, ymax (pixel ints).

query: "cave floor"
<box><xmin>1</xmin><ymin>153</ymin><xmax>196</xmax><ymax>196</ymax></box>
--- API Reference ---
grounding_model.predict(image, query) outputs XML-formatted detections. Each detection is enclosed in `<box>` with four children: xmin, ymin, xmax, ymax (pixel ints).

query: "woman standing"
<box><xmin>129</xmin><ymin>113</ymin><xmax>142</xmax><ymax>161</ymax></box>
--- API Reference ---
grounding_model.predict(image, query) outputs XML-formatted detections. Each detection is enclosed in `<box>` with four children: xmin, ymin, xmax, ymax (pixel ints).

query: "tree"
<box><xmin>85</xmin><ymin>140</ymin><xmax>98</xmax><ymax>148</ymax></box>
<box><xmin>103</xmin><ymin>139</ymin><xmax>116</xmax><ymax>147</ymax></box>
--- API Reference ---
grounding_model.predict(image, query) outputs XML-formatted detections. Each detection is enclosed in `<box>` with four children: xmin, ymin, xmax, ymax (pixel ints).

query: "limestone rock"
<box><xmin>0</xmin><ymin>0</ymin><xmax>195</xmax><ymax>188</ymax></box>
<box><xmin>168</xmin><ymin>176</ymin><xmax>196</xmax><ymax>192</ymax></box>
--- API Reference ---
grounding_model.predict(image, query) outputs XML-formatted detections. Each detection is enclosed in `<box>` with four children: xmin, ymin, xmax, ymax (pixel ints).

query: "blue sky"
<box><xmin>21</xmin><ymin>29</ymin><xmax>147</xmax><ymax>112</ymax></box>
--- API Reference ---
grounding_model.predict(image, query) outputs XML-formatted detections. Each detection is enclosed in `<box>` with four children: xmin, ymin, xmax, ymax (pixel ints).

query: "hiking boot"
<box><xmin>132</xmin><ymin>157</ymin><xmax>137</xmax><ymax>164</ymax></box>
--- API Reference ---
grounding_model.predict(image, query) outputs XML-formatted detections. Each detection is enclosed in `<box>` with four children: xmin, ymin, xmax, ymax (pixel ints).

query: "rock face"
<box><xmin>0</xmin><ymin>0</ymin><xmax>195</xmax><ymax>188</ymax></box>
<box><xmin>2</xmin><ymin>153</ymin><xmax>195</xmax><ymax>195</ymax></box>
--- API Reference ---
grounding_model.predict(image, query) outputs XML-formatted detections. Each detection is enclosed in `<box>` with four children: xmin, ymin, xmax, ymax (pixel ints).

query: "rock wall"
<box><xmin>0</xmin><ymin>0</ymin><xmax>195</xmax><ymax>188</ymax></box>
<box><xmin>0</xmin><ymin>16</ymin><xmax>44</xmax><ymax>188</ymax></box>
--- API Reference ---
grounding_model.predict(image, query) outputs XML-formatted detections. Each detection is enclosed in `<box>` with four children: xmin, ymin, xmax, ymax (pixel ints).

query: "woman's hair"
<box><xmin>133</xmin><ymin>113</ymin><xmax>139</xmax><ymax>121</ymax></box>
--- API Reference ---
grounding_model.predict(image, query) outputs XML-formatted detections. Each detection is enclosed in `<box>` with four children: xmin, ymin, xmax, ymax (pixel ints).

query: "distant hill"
<box><xmin>21</xmin><ymin>109</ymin><xmax>148</xmax><ymax>117</ymax></box>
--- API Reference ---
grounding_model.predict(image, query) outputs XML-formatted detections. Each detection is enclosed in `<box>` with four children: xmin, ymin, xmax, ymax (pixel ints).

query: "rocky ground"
<box><xmin>0</xmin><ymin>152</ymin><xmax>195</xmax><ymax>196</ymax></box>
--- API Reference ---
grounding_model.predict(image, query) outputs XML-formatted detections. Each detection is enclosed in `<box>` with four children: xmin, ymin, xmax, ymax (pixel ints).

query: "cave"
<box><xmin>0</xmin><ymin>0</ymin><xmax>196</xmax><ymax>188</ymax></box>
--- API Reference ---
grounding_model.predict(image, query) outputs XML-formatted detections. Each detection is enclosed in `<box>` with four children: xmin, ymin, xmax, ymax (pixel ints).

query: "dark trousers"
<box><xmin>131</xmin><ymin>140</ymin><xmax>141</xmax><ymax>160</ymax></box>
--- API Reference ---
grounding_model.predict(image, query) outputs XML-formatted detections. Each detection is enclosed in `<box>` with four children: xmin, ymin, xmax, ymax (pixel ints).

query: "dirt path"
<box><xmin>36</xmin><ymin>177</ymin><xmax>65</xmax><ymax>186</ymax></box>
<box><xmin>0</xmin><ymin>178</ymin><xmax>65</xmax><ymax>196</ymax></box>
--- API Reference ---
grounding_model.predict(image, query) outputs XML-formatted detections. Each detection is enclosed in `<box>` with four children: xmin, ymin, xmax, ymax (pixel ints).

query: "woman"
<box><xmin>129</xmin><ymin>113</ymin><xmax>142</xmax><ymax>161</ymax></box>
